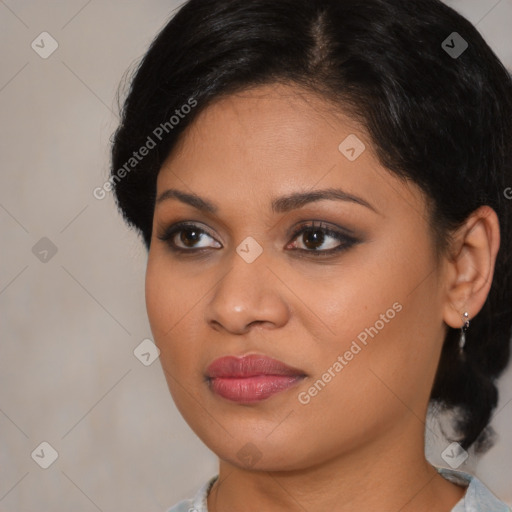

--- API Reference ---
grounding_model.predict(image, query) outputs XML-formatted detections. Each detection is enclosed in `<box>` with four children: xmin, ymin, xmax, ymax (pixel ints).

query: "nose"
<box><xmin>203</xmin><ymin>250</ymin><xmax>290</xmax><ymax>335</ymax></box>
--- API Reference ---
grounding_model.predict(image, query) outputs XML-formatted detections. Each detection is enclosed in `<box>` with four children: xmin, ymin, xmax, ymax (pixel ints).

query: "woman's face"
<box><xmin>146</xmin><ymin>84</ymin><xmax>449</xmax><ymax>471</ymax></box>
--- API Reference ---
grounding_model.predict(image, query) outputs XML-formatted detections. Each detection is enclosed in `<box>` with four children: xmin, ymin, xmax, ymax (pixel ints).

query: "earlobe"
<box><xmin>442</xmin><ymin>206</ymin><xmax>500</xmax><ymax>329</ymax></box>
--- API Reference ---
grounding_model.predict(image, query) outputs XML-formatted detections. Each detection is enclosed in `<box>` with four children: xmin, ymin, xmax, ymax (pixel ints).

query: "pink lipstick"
<box><xmin>206</xmin><ymin>354</ymin><xmax>306</xmax><ymax>403</ymax></box>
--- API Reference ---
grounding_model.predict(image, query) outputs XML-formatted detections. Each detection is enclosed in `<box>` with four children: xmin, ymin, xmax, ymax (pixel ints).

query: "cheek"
<box><xmin>145</xmin><ymin>254</ymin><xmax>195</xmax><ymax>363</ymax></box>
<box><xmin>145</xmin><ymin>255</ymin><xmax>169</xmax><ymax>340</ymax></box>
<box><xmin>145</xmin><ymin>256</ymin><xmax>204</xmax><ymax>414</ymax></box>
<box><xmin>295</xmin><ymin>246</ymin><xmax>408</xmax><ymax>356</ymax></box>
<box><xmin>300</xmin><ymin>238</ymin><xmax>443</xmax><ymax>421</ymax></box>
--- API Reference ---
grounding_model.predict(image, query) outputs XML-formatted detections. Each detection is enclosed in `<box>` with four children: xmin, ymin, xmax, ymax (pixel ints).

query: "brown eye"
<box><xmin>158</xmin><ymin>222</ymin><xmax>222</xmax><ymax>251</ymax></box>
<box><xmin>178</xmin><ymin>227</ymin><xmax>203</xmax><ymax>247</ymax></box>
<box><xmin>287</xmin><ymin>221</ymin><xmax>358</xmax><ymax>257</ymax></box>
<box><xmin>301</xmin><ymin>228</ymin><xmax>327</xmax><ymax>250</ymax></box>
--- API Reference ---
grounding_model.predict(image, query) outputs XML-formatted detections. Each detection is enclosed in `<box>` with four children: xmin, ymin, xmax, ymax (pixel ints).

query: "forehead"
<box><xmin>170</xmin><ymin>83</ymin><xmax>367</xmax><ymax>163</ymax></box>
<box><xmin>156</xmin><ymin>83</ymin><xmax>424</xmax><ymax>220</ymax></box>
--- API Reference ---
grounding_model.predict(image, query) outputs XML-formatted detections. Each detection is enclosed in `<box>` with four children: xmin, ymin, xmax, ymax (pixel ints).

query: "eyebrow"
<box><xmin>156</xmin><ymin>187</ymin><xmax>378</xmax><ymax>214</ymax></box>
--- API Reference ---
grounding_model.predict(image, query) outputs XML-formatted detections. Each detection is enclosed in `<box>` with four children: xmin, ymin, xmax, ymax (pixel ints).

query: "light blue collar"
<box><xmin>436</xmin><ymin>466</ymin><xmax>511</xmax><ymax>511</ymax></box>
<box><xmin>168</xmin><ymin>469</ymin><xmax>511</xmax><ymax>511</ymax></box>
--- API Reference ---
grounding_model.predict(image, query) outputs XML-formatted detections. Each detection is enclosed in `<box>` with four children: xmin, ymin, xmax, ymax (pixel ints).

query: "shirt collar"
<box><xmin>188</xmin><ymin>469</ymin><xmax>510</xmax><ymax>512</ymax></box>
<box><xmin>436</xmin><ymin>466</ymin><xmax>511</xmax><ymax>511</ymax></box>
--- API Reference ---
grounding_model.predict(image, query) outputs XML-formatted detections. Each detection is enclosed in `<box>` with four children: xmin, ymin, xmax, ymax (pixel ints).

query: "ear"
<box><xmin>442</xmin><ymin>206</ymin><xmax>500</xmax><ymax>329</ymax></box>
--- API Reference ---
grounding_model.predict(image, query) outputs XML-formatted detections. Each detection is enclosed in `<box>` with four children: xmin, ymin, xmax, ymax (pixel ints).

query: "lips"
<box><xmin>206</xmin><ymin>354</ymin><xmax>306</xmax><ymax>403</ymax></box>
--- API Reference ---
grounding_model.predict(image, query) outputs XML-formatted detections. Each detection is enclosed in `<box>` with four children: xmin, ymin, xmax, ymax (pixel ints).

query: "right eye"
<box><xmin>157</xmin><ymin>222</ymin><xmax>222</xmax><ymax>253</ymax></box>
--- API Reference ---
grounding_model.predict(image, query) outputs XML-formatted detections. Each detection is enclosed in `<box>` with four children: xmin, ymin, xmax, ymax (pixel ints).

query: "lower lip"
<box><xmin>208</xmin><ymin>375</ymin><xmax>304</xmax><ymax>403</ymax></box>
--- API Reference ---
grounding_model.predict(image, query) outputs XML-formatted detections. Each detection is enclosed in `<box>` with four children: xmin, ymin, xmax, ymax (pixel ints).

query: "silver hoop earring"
<box><xmin>459</xmin><ymin>311</ymin><xmax>470</xmax><ymax>355</ymax></box>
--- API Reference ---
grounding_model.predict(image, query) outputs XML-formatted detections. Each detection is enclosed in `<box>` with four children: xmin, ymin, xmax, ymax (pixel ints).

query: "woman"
<box><xmin>110</xmin><ymin>0</ymin><xmax>512</xmax><ymax>510</ymax></box>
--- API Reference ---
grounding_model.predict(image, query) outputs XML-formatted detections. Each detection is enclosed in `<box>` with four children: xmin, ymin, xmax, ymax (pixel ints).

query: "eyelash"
<box><xmin>157</xmin><ymin>221</ymin><xmax>358</xmax><ymax>257</ymax></box>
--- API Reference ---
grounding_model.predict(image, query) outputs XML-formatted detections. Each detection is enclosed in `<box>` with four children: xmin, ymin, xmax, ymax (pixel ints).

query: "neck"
<box><xmin>207</xmin><ymin>416</ymin><xmax>466</xmax><ymax>512</ymax></box>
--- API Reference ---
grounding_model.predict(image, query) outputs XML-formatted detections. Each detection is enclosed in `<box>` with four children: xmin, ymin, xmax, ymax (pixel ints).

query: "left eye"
<box><xmin>286</xmin><ymin>222</ymin><xmax>355</xmax><ymax>254</ymax></box>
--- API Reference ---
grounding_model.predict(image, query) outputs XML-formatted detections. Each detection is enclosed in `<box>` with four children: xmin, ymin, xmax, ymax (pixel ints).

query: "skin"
<box><xmin>145</xmin><ymin>83</ymin><xmax>500</xmax><ymax>512</ymax></box>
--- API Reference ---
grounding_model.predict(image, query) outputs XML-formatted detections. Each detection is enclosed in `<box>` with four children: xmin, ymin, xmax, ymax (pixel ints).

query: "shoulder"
<box><xmin>436</xmin><ymin>467</ymin><xmax>512</xmax><ymax>512</ymax></box>
<box><xmin>166</xmin><ymin>476</ymin><xmax>218</xmax><ymax>512</ymax></box>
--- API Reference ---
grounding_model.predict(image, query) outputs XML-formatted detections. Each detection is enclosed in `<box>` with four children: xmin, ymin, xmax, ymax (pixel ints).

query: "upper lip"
<box><xmin>206</xmin><ymin>354</ymin><xmax>306</xmax><ymax>379</ymax></box>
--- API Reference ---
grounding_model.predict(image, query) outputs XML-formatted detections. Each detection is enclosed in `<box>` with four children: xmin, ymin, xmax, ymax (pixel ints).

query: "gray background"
<box><xmin>0</xmin><ymin>1</ymin><xmax>511</xmax><ymax>510</ymax></box>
